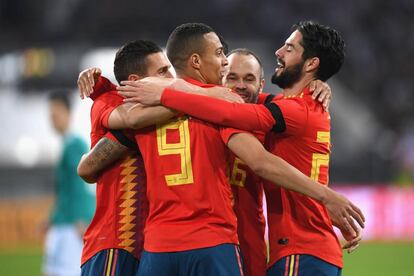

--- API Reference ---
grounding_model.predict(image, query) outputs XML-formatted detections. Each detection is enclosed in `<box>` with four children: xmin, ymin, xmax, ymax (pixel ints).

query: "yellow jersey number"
<box><xmin>156</xmin><ymin>118</ymin><xmax>194</xmax><ymax>186</ymax></box>
<box><xmin>310</xmin><ymin>131</ymin><xmax>330</xmax><ymax>182</ymax></box>
<box><xmin>230</xmin><ymin>157</ymin><xmax>247</xmax><ymax>187</ymax></box>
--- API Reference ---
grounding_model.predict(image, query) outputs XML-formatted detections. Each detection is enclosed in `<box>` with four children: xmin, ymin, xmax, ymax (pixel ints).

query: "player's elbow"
<box><xmin>77</xmin><ymin>160</ymin><xmax>96</xmax><ymax>184</ymax></box>
<box><xmin>249</xmin><ymin>161</ymin><xmax>270</xmax><ymax>178</ymax></box>
<box><xmin>126</xmin><ymin>115</ymin><xmax>142</xmax><ymax>129</ymax></box>
<box><xmin>245</xmin><ymin>154</ymin><xmax>268</xmax><ymax>176</ymax></box>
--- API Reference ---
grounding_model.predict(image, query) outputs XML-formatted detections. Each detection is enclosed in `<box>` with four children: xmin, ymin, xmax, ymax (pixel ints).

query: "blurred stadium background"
<box><xmin>0</xmin><ymin>0</ymin><xmax>413</xmax><ymax>275</ymax></box>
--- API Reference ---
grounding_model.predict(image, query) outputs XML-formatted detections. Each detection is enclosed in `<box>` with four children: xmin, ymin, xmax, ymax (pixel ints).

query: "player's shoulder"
<box><xmin>91</xmin><ymin>91</ymin><xmax>122</xmax><ymax>111</ymax></box>
<box><xmin>272</xmin><ymin>93</ymin><xmax>308</xmax><ymax>111</ymax></box>
<box><xmin>94</xmin><ymin>90</ymin><xmax>122</xmax><ymax>104</ymax></box>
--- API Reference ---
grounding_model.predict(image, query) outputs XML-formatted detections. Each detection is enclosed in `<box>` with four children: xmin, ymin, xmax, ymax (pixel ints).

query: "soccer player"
<box><xmin>44</xmin><ymin>91</ymin><xmax>95</xmax><ymax>276</ymax></box>
<box><xmin>224</xmin><ymin>48</ymin><xmax>336</xmax><ymax>276</ymax></box>
<box><xmin>78</xmin><ymin>40</ymin><xmax>174</xmax><ymax>276</ymax></box>
<box><xmin>224</xmin><ymin>48</ymin><xmax>269</xmax><ymax>276</ymax></box>
<box><xmin>187</xmin><ymin>48</ymin><xmax>330</xmax><ymax>276</ymax></box>
<box><xmin>118</xmin><ymin>21</ymin><xmax>362</xmax><ymax>275</ymax></box>
<box><xmin>115</xmin><ymin>22</ymin><xmax>363</xmax><ymax>275</ymax></box>
<box><xmin>79</xmin><ymin>46</ymin><xmax>332</xmax><ymax>276</ymax></box>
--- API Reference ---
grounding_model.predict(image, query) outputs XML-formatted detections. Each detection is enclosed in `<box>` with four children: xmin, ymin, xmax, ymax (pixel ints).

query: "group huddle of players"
<box><xmin>76</xmin><ymin>21</ymin><xmax>365</xmax><ymax>276</ymax></box>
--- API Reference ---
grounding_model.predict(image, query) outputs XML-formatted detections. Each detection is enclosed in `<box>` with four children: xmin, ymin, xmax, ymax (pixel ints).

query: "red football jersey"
<box><xmin>81</xmin><ymin>89</ymin><xmax>148</xmax><ymax>265</ymax></box>
<box><xmin>89</xmin><ymin>76</ymin><xmax>117</xmax><ymax>101</ymax></box>
<box><xmin>134</xmin><ymin>78</ymin><xmax>238</xmax><ymax>252</ymax></box>
<box><xmin>230</xmin><ymin>154</ymin><xmax>266</xmax><ymax>276</ymax></box>
<box><xmin>229</xmin><ymin>94</ymin><xmax>272</xmax><ymax>276</ymax></box>
<box><xmin>263</xmin><ymin>89</ymin><xmax>341</xmax><ymax>268</ymax></box>
<box><xmin>160</xmin><ymin>87</ymin><xmax>342</xmax><ymax>268</ymax></box>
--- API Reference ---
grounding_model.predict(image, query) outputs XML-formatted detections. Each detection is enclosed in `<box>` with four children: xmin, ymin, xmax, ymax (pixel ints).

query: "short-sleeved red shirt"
<box><xmin>81</xmin><ymin>86</ymin><xmax>148</xmax><ymax>264</ymax></box>
<box><xmin>229</xmin><ymin>93</ymin><xmax>273</xmax><ymax>276</ymax></box>
<box><xmin>263</xmin><ymin>89</ymin><xmax>341</xmax><ymax>268</ymax></box>
<box><xmin>134</xmin><ymin>78</ymin><xmax>239</xmax><ymax>252</ymax></box>
<box><xmin>160</xmin><ymin>87</ymin><xmax>342</xmax><ymax>268</ymax></box>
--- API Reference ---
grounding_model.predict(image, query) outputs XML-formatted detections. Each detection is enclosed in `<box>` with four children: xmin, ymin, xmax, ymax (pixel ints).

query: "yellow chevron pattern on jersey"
<box><xmin>118</xmin><ymin>155</ymin><xmax>139</xmax><ymax>253</ymax></box>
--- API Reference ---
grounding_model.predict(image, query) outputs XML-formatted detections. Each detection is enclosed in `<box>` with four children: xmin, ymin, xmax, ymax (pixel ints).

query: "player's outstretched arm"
<box><xmin>125</xmin><ymin>104</ymin><xmax>176</xmax><ymax>129</ymax></box>
<box><xmin>170</xmin><ymin>79</ymin><xmax>244</xmax><ymax>103</ymax></box>
<box><xmin>105</xmin><ymin>102</ymin><xmax>177</xmax><ymax>130</ymax></box>
<box><xmin>77</xmin><ymin>137</ymin><xmax>128</xmax><ymax>183</ymax></box>
<box><xmin>117</xmin><ymin>77</ymin><xmax>243</xmax><ymax>105</ymax></box>
<box><xmin>226</xmin><ymin>132</ymin><xmax>365</xmax><ymax>236</ymax></box>
<box><xmin>118</xmin><ymin>83</ymin><xmax>274</xmax><ymax>132</ymax></box>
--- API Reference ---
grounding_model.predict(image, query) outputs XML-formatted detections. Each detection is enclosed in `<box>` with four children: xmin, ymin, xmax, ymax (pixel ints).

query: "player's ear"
<box><xmin>128</xmin><ymin>74</ymin><xmax>141</xmax><ymax>81</ymax></box>
<box><xmin>304</xmin><ymin>57</ymin><xmax>319</xmax><ymax>73</ymax></box>
<box><xmin>259</xmin><ymin>78</ymin><xmax>265</xmax><ymax>93</ymax></box>
<box><xmin>190</xmin><ymin>53</ymin><xmax>201</xmax><ymax>70</ymax></box>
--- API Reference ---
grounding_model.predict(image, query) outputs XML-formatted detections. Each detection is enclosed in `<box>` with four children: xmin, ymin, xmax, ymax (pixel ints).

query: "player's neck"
<box><xmin>282</xmin><ymin>75</ymin><xmax>314</xmax><ymax>97</ymax></box>
<box><xmin>177</xmin><ymin>70</ymin><xmax>207</xmax><ymax>84</ymax></box>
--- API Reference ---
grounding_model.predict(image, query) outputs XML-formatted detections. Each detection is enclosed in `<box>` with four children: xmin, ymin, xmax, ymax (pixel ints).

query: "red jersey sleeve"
<box><xmin>257</xmin><ymin>93</ymin><xmax>269</xmax><ymax>103</ymax></box>
<box><xmin>219</xmin><ymin>128</ymin><xmax>246</xmax><ymax>145</ymax></box>
<box><xmin>161</xmin><ymin>88</ymin><xmax>276</xmax><ymax>132</ymax></box>
<box><xmin>271</xmin><ymin>97</ymin><xmax>308</xmax><ymax>136</ymax></box>
<box><xmin>90</xmin><ymin>76</ymin><xmax>117</xmax><ymax>101</ymax></box>
<box><xmin>90</xmin><ymin>92</ymin><xmax>124</xmax><ymax>147</ymax></box>
<box><xmin>92</xmin><ymin>92</ymin><xmax>124</xmax><ymax>128</ymax></box>
<box><xmin>220</xmin><ymin>128</ymin><xmax>266</xmax><ymax>145</ymax></box>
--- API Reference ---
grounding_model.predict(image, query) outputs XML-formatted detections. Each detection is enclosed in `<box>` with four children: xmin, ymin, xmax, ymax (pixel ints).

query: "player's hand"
<box><xmin>341</xmin><ymin>227</ymin><xmax>362</xmax><ymax>253</ymax></box>
<box><xmin>77</xmin><ymin>67</ymin><xmax>102</xmax><ymax>99</ymax></box>
<box><xmin>117</xmin><ymin>77</ymin><xmax>176</xmax><ymax>105</ymax></box>
<box><xmin>309</xmin><ymin>80</ymin><xmax>332</xmax><ymax>111</ymax></box>
<box><xmin>206</xmin><ymin>87</ymin><xmax>244</xmax><ymax>103</ymax></box>
<box><xmin>168</xmin><ymin>78</ymin><xmax>244</xmax><ymax>103</ymax></box>
<box><xmin>323</xmin><ymin>188</ymin><xmax>365</xmax><ymax>237</ymax></box>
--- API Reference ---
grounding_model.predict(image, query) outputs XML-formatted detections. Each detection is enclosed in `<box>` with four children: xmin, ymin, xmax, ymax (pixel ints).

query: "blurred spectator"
<box><xmin>43</xmin><ymin>91</ymin><xmax>95</xmax><ymax>276</ymax></box>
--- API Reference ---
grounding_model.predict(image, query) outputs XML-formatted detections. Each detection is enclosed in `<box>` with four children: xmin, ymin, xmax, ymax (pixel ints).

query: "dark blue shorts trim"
<box><xmin>81</xmin><ymin>248</ymin><xmax>139</xmax><ymax>276</ymax></box>
<box><xmin>267</xmin><ymin>254</ymin><xmax>341</xmax><ymax>276</ymax></box>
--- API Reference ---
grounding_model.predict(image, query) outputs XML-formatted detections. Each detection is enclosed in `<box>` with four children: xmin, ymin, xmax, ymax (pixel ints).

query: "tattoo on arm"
<box><xmin>85</xmin><ymin>137</ymin><xmax>129</xmax><ymax>174</ymax></box>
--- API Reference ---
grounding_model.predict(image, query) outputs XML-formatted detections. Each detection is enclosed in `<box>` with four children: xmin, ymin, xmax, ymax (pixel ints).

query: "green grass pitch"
<box><xmin>0</xmin><ymin>242</ymin><xmax>413</xmax><ymax>275</ymax></box>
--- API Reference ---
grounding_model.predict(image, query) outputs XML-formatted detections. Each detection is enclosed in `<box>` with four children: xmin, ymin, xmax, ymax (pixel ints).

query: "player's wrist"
<box><xmin>318</xmin><ymin>185</ymin><xmax>331</xmax><ymax>205</ymax></box>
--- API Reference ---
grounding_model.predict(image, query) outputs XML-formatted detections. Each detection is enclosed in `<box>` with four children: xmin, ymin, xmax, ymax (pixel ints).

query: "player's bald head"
<box><xmin>166</xmin><ymin>23</ymin><xmax>215</xmax><ymax>72</ymax></box>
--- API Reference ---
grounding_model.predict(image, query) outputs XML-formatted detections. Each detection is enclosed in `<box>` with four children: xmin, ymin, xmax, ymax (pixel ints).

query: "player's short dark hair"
<box><xmin>49</xmin><ymin>90</ymin><xmax>71</xmax><ymax>110</ymax></box>
<box><xmin>218</xmin><ymin>34</ymin><xmax>229</xmax><ymax>56</ymax></box>
<box><xmin>293</xmin><ymin>21</ymin><xmax>345</xmax><ymax>81</ymax></box>
<box><xmin>114</xmin><ymin>40</ymin><xmax>163</xmax><ymax>84</ymax></box>
<box><xmin>166</xmin><ymin>23</ymin><xmax>215</xmax><ymax>72</ymax></box>
<box><xmin>228</xmin><ymin>48</ymin><xmax>264</xmax><ymax>79</ymax></box>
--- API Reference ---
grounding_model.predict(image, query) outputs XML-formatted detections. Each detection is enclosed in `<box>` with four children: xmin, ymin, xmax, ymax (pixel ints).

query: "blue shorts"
<box><xmin>267</xmin><ymin>254</ymin><xmax>342</xmax><ymax>276</ymax></box>
<box><xmin>137</xmin><ymin>243</ymin><xmax>244</xmax><ymax>276</ymax></box>
<box><xmin>81</xmin><ymin>248</ymin><xmax>140</xmax><ymax>276</ymax></box>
